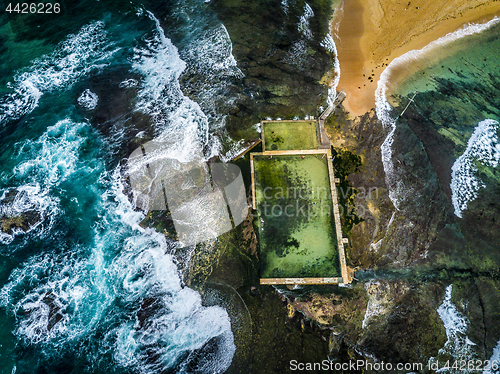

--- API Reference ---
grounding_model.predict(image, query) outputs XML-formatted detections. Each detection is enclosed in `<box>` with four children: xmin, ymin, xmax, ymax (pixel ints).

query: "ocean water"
<box><xmin>376</xmin><ymin>20</ymin><xmax>500</xmax><ymax>216</ymax></box>
<box><xmin>0</xmin><ymin>0</ymin><xmax>336</xmax><ymax>373</ymax></box>
<box><xmin>0</xmin><ymin>5</ymin><xmax>238</xmax><ymax>373</ymax></box>
<box><xmin>375</xmin><ymin>19</ymin><xmax>500</xmax><ymax>366</ymax></box>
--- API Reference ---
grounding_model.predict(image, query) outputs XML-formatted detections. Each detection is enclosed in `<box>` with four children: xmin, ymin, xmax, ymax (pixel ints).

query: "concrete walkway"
<box><xmin>318</xmin><ymin>90</ymin><xmax>346</xmax><ymax>148</ymax></box>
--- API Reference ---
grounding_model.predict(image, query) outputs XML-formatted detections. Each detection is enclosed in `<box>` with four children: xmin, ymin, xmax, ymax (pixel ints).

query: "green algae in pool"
<box><xmin>253</xmin><ymin>154</ymin><xmax>341</xmax><ymax>279</ymax></box>
<box><xmin>262</xmin><ymin>121</ymin><xmax>319</xmax><ymax>151</ymax></box>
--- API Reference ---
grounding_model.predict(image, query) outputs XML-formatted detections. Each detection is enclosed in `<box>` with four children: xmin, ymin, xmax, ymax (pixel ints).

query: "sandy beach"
<box><xmin>332</xmin><ymin>0</ymin><xmax>500</xmax><ymax>117</ymax></box>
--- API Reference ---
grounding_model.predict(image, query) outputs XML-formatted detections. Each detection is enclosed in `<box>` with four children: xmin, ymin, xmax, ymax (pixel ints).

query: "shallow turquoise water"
<box><xmin>389</xmin><ymin>22</ymin><xmax>500</xmax><ymax>217</ymax></box>
<box><xmin>374</xmin><ymin>19</ymin><xmax>500</xmax><ymax>283</ymax></box>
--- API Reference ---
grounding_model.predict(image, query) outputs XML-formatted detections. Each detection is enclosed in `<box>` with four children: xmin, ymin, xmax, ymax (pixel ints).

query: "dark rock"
<box><xmin>42</xmin><ymin>292</ymin><xmax>64</xmax><ymax>332</ymax></box>
<box><xmin>0</xmin><ymin>188</ymin><xmax>42</xmax><ymax>235</ymax></box>
<box><xmin>249</xmin><ymin>286</ymin><xmax>259</xmax><ymax>297</ymax></box>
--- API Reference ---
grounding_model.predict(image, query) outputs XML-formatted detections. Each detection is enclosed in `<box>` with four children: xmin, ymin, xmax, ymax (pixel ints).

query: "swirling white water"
<box><xmin>0</xmin><ymin>21</ymin><xmax>116</xmax><ymax>126</ymax></box>
<box><xmin>0</xmin><ymin>7</ymin><xmax>238</xmax><ymax>373</ymax></box>
<box><xmin>451</xmin><ymin>119</ymin><xmax>500</xmax><ymax>217</ymax></box>
<box><xmin>429</xmin><ymin>285</ymin><xmax>479</xmax><ymax>372</ymax></box>
<box><xmin>375</xmin><ymin>17</ymin><xmax>500</xmax><ymax>210</ymax></box>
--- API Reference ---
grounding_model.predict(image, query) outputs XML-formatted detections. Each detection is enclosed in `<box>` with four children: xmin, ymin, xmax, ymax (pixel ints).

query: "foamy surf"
<box><xmin>98</xmin><ymin>169</ymin><xmax>236</xmax><ymax>374</ymax></box>
<box><xmin>0</xmin><ymin>21</ymin><xmax>116</xmax><ymax>126</ymax></box>
<box><xmin>375</xmin><ymin>17</ymin><xmax>500</xmax><ymax>209</ymax></box>
<box><xmin>320</xmin><ymin>32</ymin><xmax>341</xmax><ymax>103</ymax></box>
<box><xmin>451</xmin><ymin>119</ymin><xmax>500</xmax><ymax>217</ymax></box>
<box><xmin>298</xmin><ymin>3</ymin><xmax>314</xmax><ymax>40</ymax></box>
<box><xmin>0</xmin><ymin>118</ymin><xmax>90</xmax><ymax>244</ymax></box>
<box><xmin>177</xmin><ymin>20</ymin><xmax>247</xmax><ymax>160</ymax></box>
<box><xmin>77</xmin><ymin>89</ymin><xmax>99</xmax><ymax>110</ymax></box>
<box><xmin>0</xmin><ymin>8</ymin><xmax>238</xmax><ymax>372</ymax></box>
<box><xmin>126</xmin><ymin>10</ymin><xmax>238</xmax><ymax>370</ymax></box>
<box><xmin>183</xmin><ymin>24</ymin><xmax>243</xmax><ymax>80</ymax></box>
<box><xmin>1</xmin><ymin>165</ymin><xmax>236</xmax><ymax>373</ymax></box>
<box><xmin>428</xmin><ymin>285</ymin><xmax>479</xmax><ymax>370</ymax></box>
<box><xmin>0</xmin><ymin>185</ymin><xmax>56</xmax><ymax>244</ymax></box>
<box><xmin>483</xmin><ymin>340</ymin><xmax>500</xmax><ymax>374</ymax></box>
<box><xmin>281</xmin><ymin>0</ymin><xmax>289</xmax><ymax>15</ymax></box>
<box><xmin>132</xmin><ymin>11</ymin><xmax>208</xmax><ymax>163</ymax></box>
<box><xmin>283</xmin><ymin>3</ymin><xmax>316</xmax><ymax>68</ymax></box>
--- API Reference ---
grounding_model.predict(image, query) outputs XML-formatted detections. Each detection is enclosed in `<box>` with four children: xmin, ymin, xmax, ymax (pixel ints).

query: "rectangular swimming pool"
<box><xmin>252</xmin><ymin>152</ymin><xmax>342</xmax><ymax>280</ymax></box>
<box><xmin>262</xmin><ymin>121</ymin><xmax>319</xmax><ymax>151</ymax></box>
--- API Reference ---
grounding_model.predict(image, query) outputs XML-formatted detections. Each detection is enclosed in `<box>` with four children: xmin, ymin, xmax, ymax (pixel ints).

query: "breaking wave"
<box><xmin>0</xmin><ymin>10</ymin><xmax>238</xmax><ymax>372</ymax></box>
<box><xmin>375</xmin><ymin>17</ymin><xmax>500</xmax><ymax>209</ymax></box>
<box><xmin>429</xmin><ymin>285</ymin><xmax>478</xmax><ymax>369</ymax></box>
<box><xmin>298</xmin><ymin>3</ymin><xmax>314</xmax><ymax>40</ymax></box>
<box><xmin>1</xmin><ymin>168</ymin><xmax>236</xmax><ymax>373</ymax></box>
<box><xmin>77</xmin><ymin>89</ymin><xmax>99</xmax><ymax>110</ymax></box>
<box><xmin>320</xmin><ymin>32</ymin><xmax>341</xmax><ymax>104</ymax></box>
<box><xmin>0</xmin><ymin>22</ymin><xmax>116</xmax><ymax>126</ymax></box>
<box><xmin>451</xmin><ymin>119</ymin><xmax>500</xmax><ymax>217</ymax></box>
<box><xmin>0</xmin><ymin>119</ymin><xmax>90</xmax><ymax>244</ymax></box>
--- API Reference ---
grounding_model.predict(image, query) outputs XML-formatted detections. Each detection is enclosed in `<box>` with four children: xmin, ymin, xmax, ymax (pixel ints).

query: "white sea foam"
<box><xmin>0</xmin><ymin>185</ymin><xmax>55</xmax><ymax>244</ymax></box>
<box><xmin>281</xmin><ymin>0</ymin><xmax>289</xmax><ymax>14</ymax></box>
<box><xmin>1</xmin><ymin>166</ymin><xmax>236</xmax><ymax>372</ymax></box>
<box><xmin>207</xmin><ymin>134</ymin><xmax>246</xmax><ymax>162</ymax></box>
<box><xmin>284</xmin><ymin>39</ymin><xmax>309</xmax><ymax>68</ymax></box>
<box><xmin>325</xmin><ymin>32</ymin><xmax>341</xmax><ymax>107</ymax></box>
<box><xmin>375</xmin><ymin>17</ymin><xmax>500</xmax><ymax>209</ymax></box>
<box><xmin>0</xmin><ymin>21</ymin><xmax>117</xmax><ymax>126</ymax></box>
<box><xmin>106</xmin><ymin>170</ymin><xmax>236</xmax><ymax>373</ymax></box>
<box><xmin>14</xmin><ymin>119</ymin><xmax>88</xmax><ymax>186</ymax></box>
<box><xmin>298</xmin><ymin>3</ymin><xmax>314</xmax><ymax>40</ymax></box>
<box><xmin>451</xmin><ymin>119</ymin><xmax>500</xmax><ymax>218</ymax></box>
<box><xmin>182</xmin><ymin>23</ymin><xmax>244</xmax><ymax>114</ymax></box>
<box><xmin>118</xmin><ymin>78</ymin><xmax>138</xmax><ymax>88</ymax></box>
<box><xmin>0</xmin><ymin>118</ymin><xmax>89</xmax><ymax>244</ymax></box>
<box><xmin>331</xmin><ymin>1</ymin><xmax>344</xmax><ymax>37</ymax></box>
<box><xmin>127</xmin><ymin>12</ymin><xmax>236</xmax><ymax>370</ymax></box>
<box><xmin>320</xmin><ymin>32</ymin><xmax>341</xmax><ymax>102</ymax></box>
<box><xmin>184</xmin><ymin>24</ymin><xmax>243</xmax><ymax>79</ymax></box>
<box><xmin>320</xmin><ymin>33</ymin><xmax>336</xmax><ymax>54</ymax></box>
<box><xmin>132</xmin><ymin>10</ymin><xmax>246</xmax><ymax>164</ymax></box>
<box><xmin>179</xmin><ymin>22</ymin><xmax>246</xmax><ymax>159</ymax></box>
<box><xmin>483</xmin><ymin>340</ymin><xmax>500</xmax><ymax>374</ymax></box>
<box><xmin>362</xmin><ymin>281</ymin><xmax>388</xmax><ymax>328</ymax></box>
<box><xmin>284</xmin><ymin>2</ymin><xmax>316</xmax><ymax>68</ymax></box>
<box><xmin>132</xmin><ymin>11</ymin><xmax>208</xmax><ymax>163</ymax></box>
<box><xmin>0</xmin><ymin>250</ymin><xmax>93</xmax><ymax>344</ymax></box>
<box><xmin>429</xmin><ymin>285</ymin><xmax>478</xmax><ymax>369</ymax></box>
<box><xmin>361</xmin><ymin>280</ymin><xmax>408</xmax><ymax>328</ymax></box>
<box><xmin>1</xmin><ymin>9</ymin><xmax>237</xmax><ymax>372</ymax></box>
<box><xmin>254</xmin><ymin>122</ymin><xmax>261</xmax><ymax>134</ymax></box>
<box><xmin>77</xmin><ymin>89</ymin><xmax>99</xmax><ymax>110</ymax></box>
<box><xmin>0</xmin><ymin>119</ymin><xmax>105</xmax><ymax>337</ymax></box>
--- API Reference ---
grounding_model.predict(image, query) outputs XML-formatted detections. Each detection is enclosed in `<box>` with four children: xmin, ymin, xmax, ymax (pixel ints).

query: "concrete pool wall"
<box><xmin>251</xmin><ymin>120</ymin><xmax>351</xmax><ymax>285</ymax></box>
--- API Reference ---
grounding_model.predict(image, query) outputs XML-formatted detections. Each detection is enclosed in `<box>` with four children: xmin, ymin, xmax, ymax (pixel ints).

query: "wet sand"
<box><xmin>332</xmin><ymin>0</ymin><xmax>500</xmax><ymax>117</ymax></box>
